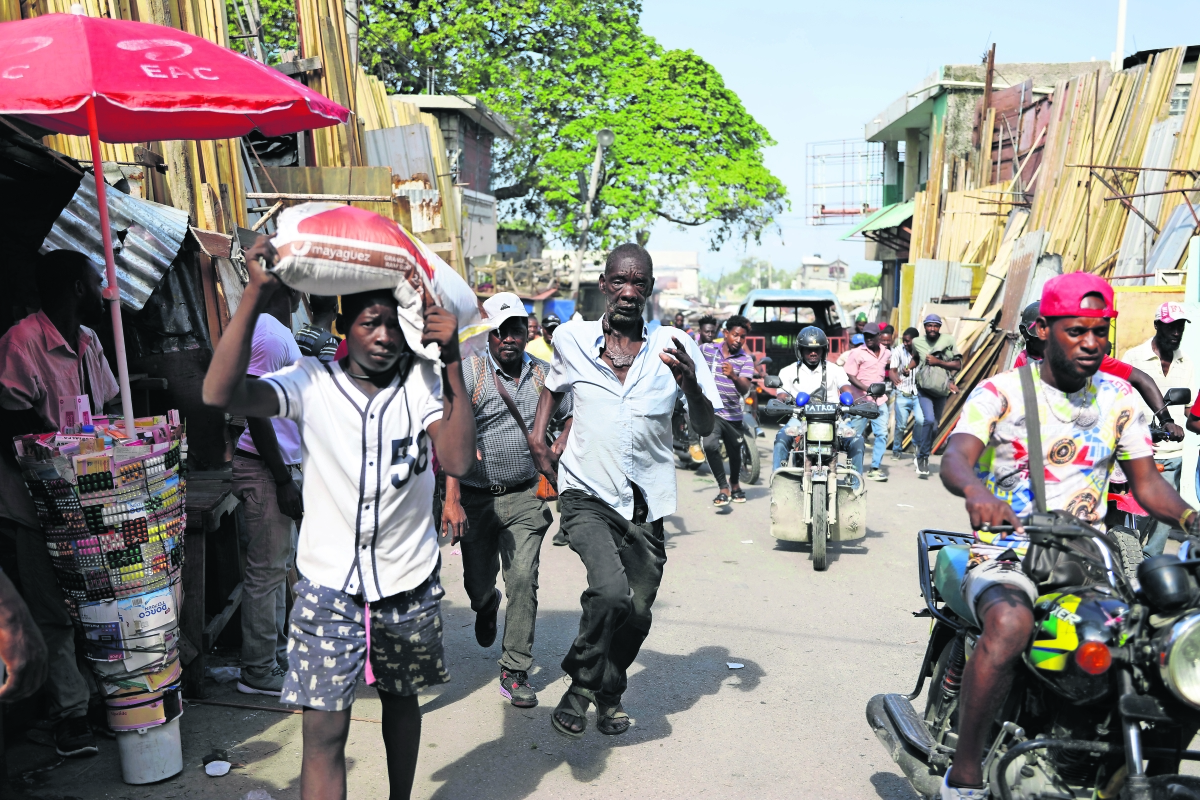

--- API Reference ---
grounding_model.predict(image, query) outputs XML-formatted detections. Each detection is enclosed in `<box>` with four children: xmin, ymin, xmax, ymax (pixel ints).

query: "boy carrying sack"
<box><xmin>202</xmin><ymin>235</ymin><xmax>476</xmax><ymax>800</ymax></box>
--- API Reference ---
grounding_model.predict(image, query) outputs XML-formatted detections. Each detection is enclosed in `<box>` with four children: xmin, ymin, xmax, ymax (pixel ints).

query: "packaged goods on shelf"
<box><xmin>12</xmin><ymin>408</ymin><xmax>188</xmax><ymax>737</ymax></box>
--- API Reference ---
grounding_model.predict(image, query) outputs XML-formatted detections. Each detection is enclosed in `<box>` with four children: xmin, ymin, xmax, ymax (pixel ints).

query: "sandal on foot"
<box><xmin>551</xmin><ymin>685</ymin><xmax>592</xmax><ymax>739</ymax></box>
<box><xmin>712</xmin><ymin>491</ymin><xmax>730</xmax><ymax>507</ymax></box>
<box><xmin>596</xmin><ymin>702</ymin><xmax>631</xmax><ymax>736</ymax></box>
<box><xmin>730</xmin><ymin>489</ymin><xmax>747</xmax><ymax>503</ymax></box>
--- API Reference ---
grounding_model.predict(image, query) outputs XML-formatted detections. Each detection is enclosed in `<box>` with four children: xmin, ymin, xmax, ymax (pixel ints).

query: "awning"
<box><xmin>841</xmin><ymin>200</ymin><xmax>915</xmax><ymax>240</ymax></box>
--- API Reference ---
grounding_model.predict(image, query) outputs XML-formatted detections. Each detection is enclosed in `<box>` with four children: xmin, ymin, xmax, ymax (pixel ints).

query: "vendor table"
<box><xmin>181</xmin><ymin>472</ymin><xmax>244</xmax><ymax>698</ymax></box>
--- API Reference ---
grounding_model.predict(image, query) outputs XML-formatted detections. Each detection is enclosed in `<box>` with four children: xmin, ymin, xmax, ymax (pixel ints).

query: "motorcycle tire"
<box><xmin>812</xmin><ymin>488</ymin><xmax>828</xmax><ymax>571</ymax></box>
<box><xmin>740</xmin><ymin>431</ymin><xmax>761</xmax><ymax>485</ymax></box>
<box><xmin>1109</xmin><ymin>526</ymin><xmax>1144</xmax><ymax>580</ymax></box>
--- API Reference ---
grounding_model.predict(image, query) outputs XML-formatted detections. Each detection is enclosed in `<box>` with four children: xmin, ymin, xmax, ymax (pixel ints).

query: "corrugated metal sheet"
<box><xmin>364</xmin><ymin>125</ymin><xmax>436</xmax><ymax>186</ymax></box>
<box><xmin>41</xmin><ymin>172</ymin><xmax>190</xmax><ymax>312</ymax></box>
<box><xmin>909</xmin><ymin>259</ymin><xmax>973</xmax><ymax>330</ymax></box>
<box><xmin>394</xmin><ymin>188</ymin><xmax>443</xmax><ymax>233</ymax></box>
<box><xmin>1114</xmin><ymin>117</ymin><xmax>1183</xmax><ymax>284</ymax></box>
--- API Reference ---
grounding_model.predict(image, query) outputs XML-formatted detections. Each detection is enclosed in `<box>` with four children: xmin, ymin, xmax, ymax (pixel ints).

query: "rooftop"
<box><xmin>400</xmin><ymin>95</ymin><xmax>515</xmax><ymax>139</ymax></box>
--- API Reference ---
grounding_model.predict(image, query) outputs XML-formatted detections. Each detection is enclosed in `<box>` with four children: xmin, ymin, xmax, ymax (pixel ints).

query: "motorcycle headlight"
<box><xmin>807</xmin><ymin>422</ymin><xmax>835</xmax><ymax>442</ymax></box>
<box><xmin>1158</xmin><ymin>612</ymin><xmax>1200</xmax><ymax>708</ymax></box>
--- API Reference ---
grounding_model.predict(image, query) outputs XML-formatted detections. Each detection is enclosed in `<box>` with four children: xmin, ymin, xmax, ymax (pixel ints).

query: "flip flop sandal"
<box><xmin>551</xmin><ymin>685</ymin><xmax>592</xmax><ymax>739</ymax></box>
<box><xmin>596</xmin><ymin>703</ymin><xmax>631</xmax><ymax>736</ymax></box>
<box><xmin>712</xmin><ymin>492</ymin><xmax>730</xmax><ymax>507</ymax></box>
<box><xmin>730</xmin><ymin>489</ymin><xmax>747</xmax><ymax>503</ymax></box>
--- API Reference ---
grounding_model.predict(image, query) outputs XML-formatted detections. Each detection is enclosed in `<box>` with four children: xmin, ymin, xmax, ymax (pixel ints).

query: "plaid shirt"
<box><xmin>461</xmin><ymin>352</ymin><xmax>572</xmax><ymax>488</ymax></box>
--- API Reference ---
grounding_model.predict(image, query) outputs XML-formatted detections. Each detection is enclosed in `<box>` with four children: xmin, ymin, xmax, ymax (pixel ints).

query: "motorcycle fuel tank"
<box><xmin>1029</xmin><ymin>589</ymin><xmax>1127</xmax><ymax>704</ymax></box>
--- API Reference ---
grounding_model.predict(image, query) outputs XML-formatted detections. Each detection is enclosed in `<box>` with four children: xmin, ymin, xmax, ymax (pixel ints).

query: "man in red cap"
<box><xmin>935</xmin><ymin>273</ymin><xmax>1199</xmax><ymax>799</ymax></box>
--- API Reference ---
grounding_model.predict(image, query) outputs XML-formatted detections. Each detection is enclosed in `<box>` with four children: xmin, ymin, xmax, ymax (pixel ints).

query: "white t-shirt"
<box><xmin>237</xmin><ymin>315</ymin><xmax>303</xmax><ymax>465</ymax></box>
<box><xmin>261</xmin><ymin>356</ymin><xmax>444</xmax><ymax>601</ymax></box>
<box><xmin>776</xmin><ymin>360</ymin><xmax>850</xmax><ymax>403</ymax></box>
<box><xmin>890</xmin><ymin>345</ymin><xmax>917</xmax><ymax>395</ymax></box>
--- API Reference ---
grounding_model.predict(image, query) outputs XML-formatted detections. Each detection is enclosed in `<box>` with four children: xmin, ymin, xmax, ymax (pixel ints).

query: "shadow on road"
<box><xmin>426</xmin><ymin>645</ymin><xmax>763</xmax><ymax>800</ymax></box>
<box><xmin>869</xmin><ymin>770</ymin><xmax>922</xmax><ymax>799</ymax></box>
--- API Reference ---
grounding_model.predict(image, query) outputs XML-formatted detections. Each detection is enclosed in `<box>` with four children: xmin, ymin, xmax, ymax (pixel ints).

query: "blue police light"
<box><xmin>839</xmin><ymin>391</ymin><xmax>854</xmax><ymax>406</ymax></box>
<box><xmin>794</xmin><ymin>392</ymin><xmax>810</xmax><ymax>408</ymax></box>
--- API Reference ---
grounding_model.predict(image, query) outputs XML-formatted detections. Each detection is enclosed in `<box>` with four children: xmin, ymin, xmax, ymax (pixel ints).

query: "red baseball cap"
<box><xmin>1039</xmin><ymin>273</ymin><xmax>1117</xmax><ymax>319</ymax></box>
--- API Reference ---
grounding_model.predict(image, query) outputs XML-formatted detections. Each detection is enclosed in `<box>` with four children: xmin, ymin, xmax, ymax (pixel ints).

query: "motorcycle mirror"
<box><xmin>1138</xmin><ymin>555</ymin><xmax>1193</xmax><ymax>613</ymax></box>
<box><xmin>868</xmin><ymin>382</ymin><xmax>886</xmax><ymax>397</ymax></box>
<box><xmin>763</xmin><ymin>375</ymin><xmax>783</xmax><ymax>389</ymax></box>
<box><xmin>794</xmin><ymin>391</ymin><xmax>810</xmax><ymax>408</ymax></box>
<box><xmin>1164</xmin><ymin>387</ymin><xmax>1192</xmax><ymax>407</ymax></box>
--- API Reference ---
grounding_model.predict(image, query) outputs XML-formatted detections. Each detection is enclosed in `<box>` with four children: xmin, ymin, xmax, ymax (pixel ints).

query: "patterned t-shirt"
<box><xmin>951</xmin><ymin>367</ymin><xmax>1153</xmax><ymax>561</ymax></box>
<box><xmin>699</xmin><ymin>342</ymin><xmax>756</xmax><ymax>422</ymax></box>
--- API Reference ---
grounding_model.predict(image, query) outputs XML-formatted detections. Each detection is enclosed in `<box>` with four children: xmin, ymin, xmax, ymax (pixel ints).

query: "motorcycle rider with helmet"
<box><xmin>936</xmin><ymin>274</ymin><xmax>1199</xmax><ymax>799</ymax></box>
<box><xmin>772</xmin><ymin>326</ymin><xmax>866</xmax><ymax>475</ymax></box>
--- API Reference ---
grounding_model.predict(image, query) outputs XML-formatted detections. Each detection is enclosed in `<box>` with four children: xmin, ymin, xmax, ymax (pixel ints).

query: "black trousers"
<box><xmin>558</xmin><ymin>490</ymin><xmax>666</xmax><ymax>705</ymax></box>
<box><xmin>702</xmin><ymin>415</ymin><xmax>743</xmax><ymax>488</ymax></box>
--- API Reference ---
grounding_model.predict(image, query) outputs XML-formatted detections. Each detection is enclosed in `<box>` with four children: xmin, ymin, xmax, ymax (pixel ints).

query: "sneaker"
<box><xmin>688</xmin><ymin>444</ymin><xmax>705</xmax><ymax>464</ymax></box>
<box><xmin>499</xmin><ymin>668</ymin><xmax>538</xmax><ymax>708</ymax></box>
<box><xmin>891</xmin><ymin>450</ymin><xmax>901</xmax><ymax>460</ymax></box>
<box><xmin>865</xmin><ymin>469</ymin><xmax>887</xmax><ymax>482</ymax></box>
<box><xmin>940</xmin><ymin>775</ymin><xmax>989</xmax><ymax>799</ymax></box>
<box><xmin>237</xmin><ymin>664</ymin><xmax>286</xmax><ymax>696</ymax></box>
<box><xmin>552</xmin><ymin>529</ymin><xmax>570</xmax><ymax>547</ymax></box>
<box><xmin>917</xmin><ymin>457</ymin><xmax>930</xmax><ymax>477</ymax></box>
<box><xmin>53</xmin><ymin>715</ymin><xmax>98</xmax><ymax>758</ymax></box>
<box><xmin>475</xmin><ymin>588</ymin><xmax>502</xmax><ymax>648</ymax></box>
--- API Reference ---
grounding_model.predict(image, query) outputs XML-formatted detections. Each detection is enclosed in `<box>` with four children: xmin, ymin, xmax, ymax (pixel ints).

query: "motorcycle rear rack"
<box><xmin>916</xmin><ymin>530</ymin><xmax>974</xmax><ymax>630</ymax></box>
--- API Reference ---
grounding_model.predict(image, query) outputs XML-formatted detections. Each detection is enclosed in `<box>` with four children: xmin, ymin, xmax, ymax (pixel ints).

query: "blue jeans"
<box><xmin>772</xmin><ymin>428</ymin><xmax>864</xmax><ymax>475</ymax></box>
<box><xmin>850</xmin><ymin>408</ymin><xmax>888</xmax><ymax>470</ymax></box>
<box><xmin>916</xmin><ymin>390</ymin><xmax>950</xmax><ymax>459</ymax></box>
<box><xmin>892</xmin><ymin>393</ymin><xmax>923</xmax><ymax>454</ymax></box>
<box><xmin>1144</xmin><ymin>457</ymin><xmax>1183</xmax><ymax>557</ymax></box>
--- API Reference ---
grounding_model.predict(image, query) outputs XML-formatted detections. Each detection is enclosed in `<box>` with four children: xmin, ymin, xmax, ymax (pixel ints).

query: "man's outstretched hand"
<box><xmin>661</xmin><ymin>336</ymin><xmax>700</xmax><ymax>393</ymax></box>
<box><xmin>964</xmin><ymin>485</ymin><xmax>1024</xmax><ymax>534</ymax></box>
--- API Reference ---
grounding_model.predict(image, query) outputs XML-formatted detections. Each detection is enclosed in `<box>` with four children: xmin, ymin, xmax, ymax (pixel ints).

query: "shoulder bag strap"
<box><xmin>492</xmin><ymin>371</ymin><xmax>532</xmax><ymax>439</ymax></box>
<box><xmin>1018</xmin><ymin>364</ymin><xmax>1047</xmax><ymax>514</ymax></box>
<box><xmin>469</xmin><ymin>356</ymin><xmax>488</xmax><ymax>410</ymax></box>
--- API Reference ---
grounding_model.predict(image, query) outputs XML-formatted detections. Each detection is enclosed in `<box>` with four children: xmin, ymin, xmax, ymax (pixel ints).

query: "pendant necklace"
<box><xmin>1040</xmin><ymin>381</ymin><xmax>1099</xmax><ymax>429</ymax></box>
<box><xmin>601</xmin><ymin>315</ymin><xmax>640</xmax><ymax>369</ymax></box>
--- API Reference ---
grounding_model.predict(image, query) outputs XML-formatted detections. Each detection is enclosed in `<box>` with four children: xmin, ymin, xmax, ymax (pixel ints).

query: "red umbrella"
<box><xmin>0</xmin><ymin>12</ymin><xmax>350</xmax><ymax>435</ymax></box>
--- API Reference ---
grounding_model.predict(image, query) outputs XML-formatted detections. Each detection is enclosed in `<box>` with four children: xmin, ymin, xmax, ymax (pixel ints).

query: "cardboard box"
<box><xmin>58</xmin><ymin>395</ymin><xmax>91</xmax><ymax>431</ymax></box>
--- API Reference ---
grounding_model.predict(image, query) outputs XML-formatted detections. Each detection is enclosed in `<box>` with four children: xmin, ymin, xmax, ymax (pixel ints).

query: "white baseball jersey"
<box><xmin>261</xmin><ymin>356</ymin><xmax>443</xmax><ymax>601</ymax></box>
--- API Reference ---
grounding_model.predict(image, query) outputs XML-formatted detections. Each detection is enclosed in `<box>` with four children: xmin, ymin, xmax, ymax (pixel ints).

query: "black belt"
<box><xmin>460</xmin><ymin>477</ymin><xmax>537</xmax><ymax>496</ymax></box>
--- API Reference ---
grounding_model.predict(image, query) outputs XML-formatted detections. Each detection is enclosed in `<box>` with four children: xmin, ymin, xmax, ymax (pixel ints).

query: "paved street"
<box><xmin>13</xmin><ymin>438</ymin><xmax>972</xmax><ymax>800</ymax></box>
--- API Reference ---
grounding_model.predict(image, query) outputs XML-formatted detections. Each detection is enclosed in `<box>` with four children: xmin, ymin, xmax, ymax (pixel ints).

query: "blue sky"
<box><xmin>637</xmin><ymin>0</ymin><xmax>1200</xmax><ymax>280</ymax></box>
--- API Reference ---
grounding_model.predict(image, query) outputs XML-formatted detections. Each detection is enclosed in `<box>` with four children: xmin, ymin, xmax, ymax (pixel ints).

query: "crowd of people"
<box><xmin>4</xmin><ymin>239</ymin><xmax>1200</xmax><ymax>800</ymax></box>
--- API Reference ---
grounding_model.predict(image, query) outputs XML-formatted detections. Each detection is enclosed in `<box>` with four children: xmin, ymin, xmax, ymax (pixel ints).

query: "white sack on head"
<box><xmin>268</xmin><ymin>202</ymin><xmax>484</xmax><ymax>365</ymax></box>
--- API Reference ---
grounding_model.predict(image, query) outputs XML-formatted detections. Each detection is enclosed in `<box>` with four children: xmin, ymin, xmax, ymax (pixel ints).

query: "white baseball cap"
<box><xmin>1156</xmin><ymin>301</ymin><xmax>1189</xmax><ymax>324</ymax></box>
<box><xmin>481</xmin><ymin>292</ymin><xmax>529</xmax><ymax>328</ymax></box>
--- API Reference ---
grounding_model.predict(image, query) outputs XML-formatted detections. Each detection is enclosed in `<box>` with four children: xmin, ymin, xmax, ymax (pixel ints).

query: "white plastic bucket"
<box><xmin>116</xmin><ymin>715</ymin><xmax>183</xmax><ymax>784</ymax></box>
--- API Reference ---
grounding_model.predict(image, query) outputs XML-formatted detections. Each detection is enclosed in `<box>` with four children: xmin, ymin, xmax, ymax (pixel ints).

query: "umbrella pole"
<box><xmin>86</xmin><ymin>98</ymin><xmax>136</xmax><ymax>439</ymax></box>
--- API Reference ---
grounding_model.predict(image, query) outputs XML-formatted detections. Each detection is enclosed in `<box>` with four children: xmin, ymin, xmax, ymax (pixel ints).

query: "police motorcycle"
<box><xmin>867</xmin><ymin>511</ymin><xmax>1200</xmax><ymax>800</ymax></box>
<box><xmin>763</xmin><ymin>383</ymin><xmax>883</xmax><ymax>571</ymax></box>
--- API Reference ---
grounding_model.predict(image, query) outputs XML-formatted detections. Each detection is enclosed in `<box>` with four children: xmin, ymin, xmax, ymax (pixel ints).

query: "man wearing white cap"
<box><xmin>1122</xmin><ymin>301</ymin><xmax>1192</xmax><ymax>555</ymax></box>
<box><xmin>441</xmin><ymin>292</ymin><xmax>572</xmax><ymax>708</ymax></box>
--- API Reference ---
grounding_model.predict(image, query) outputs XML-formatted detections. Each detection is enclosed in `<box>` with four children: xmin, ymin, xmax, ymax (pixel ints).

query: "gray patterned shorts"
<box><xmin>281</xmin><ymin>566</ymin><xmax>449</xmax><ymax>710</ymax></box>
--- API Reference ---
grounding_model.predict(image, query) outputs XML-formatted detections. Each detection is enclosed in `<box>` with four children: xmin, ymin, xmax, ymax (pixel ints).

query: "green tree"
<box><xmin>850</xmin><ymin>272</ymin><xmax>880</xmax><ymax>291</ymax></box>
<box><xmin>229</xmin><ymin>0</ymin><xmax>786</xmax><ymax>250</ymax></box>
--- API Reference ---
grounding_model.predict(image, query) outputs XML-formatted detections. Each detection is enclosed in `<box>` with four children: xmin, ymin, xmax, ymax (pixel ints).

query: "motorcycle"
<box><xmin>1104</xmin><ymin>388</ymin><xmax>1191</xmax><ymax>559</ymax></box>
<box><xmin>868</xmin><ymin>512</ymin><xmax>1200</xmax><ymax>800</ymax></box>
<box><xmin>671</xmin><ymin>394</ymin><xmax>761</xmax><ymax>485</ymax></box>
<box><xmin>764</xmin><ymin>381</ymin><xmax>884</xmax><ymax>571</ymax></box>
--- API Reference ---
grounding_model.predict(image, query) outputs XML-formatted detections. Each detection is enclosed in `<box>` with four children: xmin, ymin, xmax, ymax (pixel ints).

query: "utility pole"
<box><xmin>570</xmin><ymin>129</ymin><xmax>616</xmax><ymax>304</ymax></box>
<box><xmin>1111</xmin><ymin>0</ymin><xmax>1127</xmax><ymax>71</ymax></box>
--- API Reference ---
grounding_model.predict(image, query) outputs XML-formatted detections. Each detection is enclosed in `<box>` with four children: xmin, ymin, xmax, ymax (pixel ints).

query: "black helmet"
<box><xmin>795</xmin><ymin>325</ymin><xmax>828</xmax><ymax>361</ymax></box>
<box><xmin>1018</xmin><ymin>301</ymin><xmax>1040</xmax><ymax>340</ymax></box>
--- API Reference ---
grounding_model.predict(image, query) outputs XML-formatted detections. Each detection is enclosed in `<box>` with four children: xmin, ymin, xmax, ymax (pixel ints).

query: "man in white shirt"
<box><xmin>528</xmin><ymin>244</ymin><xmax>720</xmax><ymax>740</ymax></box>
<box><xmin>888</xmin><ymin>327</ymin><xmax>924</xmax><ymax>460</ymax></box>
<box><xmin>203</xmin><ymin>236</ymin><xmax>476</xmax><ymax>800</ymax></box>
<box><xmin>232</xmin><ymin>283</ymin><xmax>304</xmax><ymax>696</ymax></box>
<box><xmin>773</xmin><ymin>326</ymin><xmax>865</xmax><ymax>474</ymax></box>
<box><xmin>1122</xmin><ymin>301</ymin><xmax>1193</xmax><ymax>556</ymax></box>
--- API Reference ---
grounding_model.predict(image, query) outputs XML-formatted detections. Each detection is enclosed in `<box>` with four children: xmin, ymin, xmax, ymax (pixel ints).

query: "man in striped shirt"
<box><xmin>699</xmin><ymin>316</ymin><xmax>756</xmax><ymax>506</ymax></box>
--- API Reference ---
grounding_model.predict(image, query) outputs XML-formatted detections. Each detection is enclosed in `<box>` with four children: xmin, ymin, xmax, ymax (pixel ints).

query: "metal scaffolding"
<box><xmin>805</xmin><ymin>139</ymin><xmax>884</xmax><ymax>226</ymax></box>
